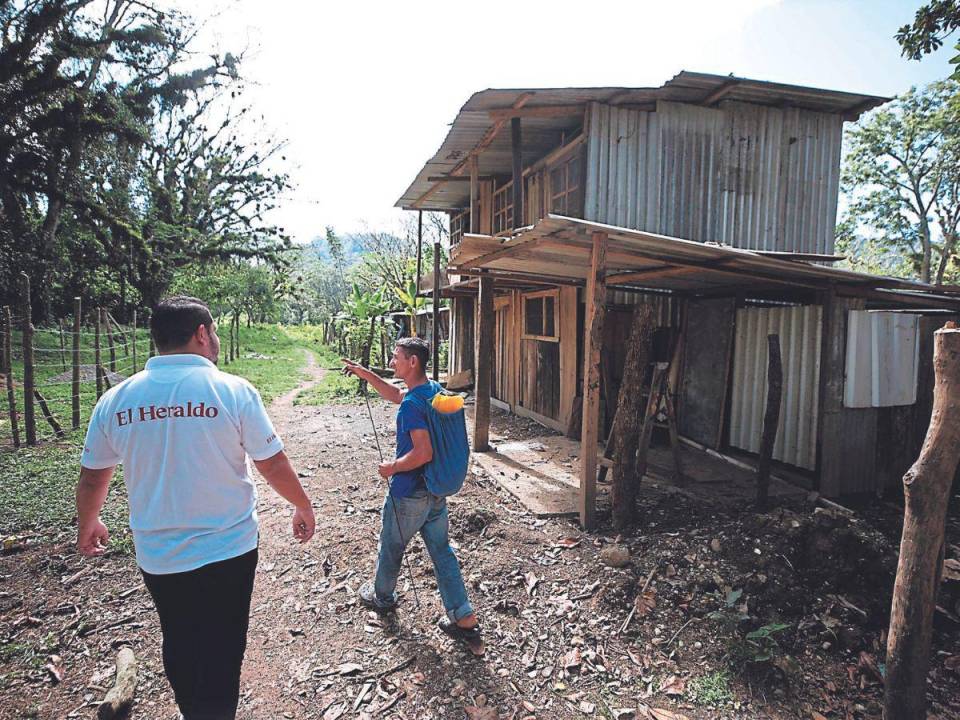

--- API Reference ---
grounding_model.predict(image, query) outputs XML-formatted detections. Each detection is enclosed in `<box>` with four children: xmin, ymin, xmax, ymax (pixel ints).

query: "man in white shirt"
<box><xmin>76</xmin><ymin>296</ymin><xmax>315</xmax><ymax>720</ymax></box>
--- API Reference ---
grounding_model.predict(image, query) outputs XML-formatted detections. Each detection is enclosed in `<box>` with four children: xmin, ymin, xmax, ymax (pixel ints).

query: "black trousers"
<box><xmin>142</xmin><ymin>548</ymin><xmax>258</xmax><ymax>720</ymax></box>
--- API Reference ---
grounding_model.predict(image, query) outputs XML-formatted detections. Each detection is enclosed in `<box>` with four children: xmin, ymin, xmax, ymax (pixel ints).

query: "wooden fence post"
<box><xmin>104</xmin><ymin>308</ymin><xmax>116</xmax><ymax>372</ymax></box>
<box><xmin>72</xmin><ymin>297</ymin><xmax>81</xmax><ymax>429</ymax></box>
<box><xmin>95</xmin><ymin>308</ymin><xmax>103</xmax><ymax>398</ymax></box>
<box><xmin>756</xmin><ymin>334</ymin><xmax>783</xmax><ymax>509</ymax></box>
<box><xmin>58</xmin><ymin>319</ymin><xmax>67</xmax><ymax>371</ymax></box>
<box><xmin>20</xmin><ymin>273</ymin><xmax>36</xmax><ymax>446</ymax></box>
<box><xmin>131</xmin><ymin>309</ymin><xmax>137</xmax><ymax>374</ymax></box>
<box><xmin>884</xmin><ymin>323</ymin><xmax>960</xmax><ymax>720</ymax></box>
<box><xmin>3</xmin><ymin>306</ymin><xmax>19</xmax><ymax>448</ymax></box>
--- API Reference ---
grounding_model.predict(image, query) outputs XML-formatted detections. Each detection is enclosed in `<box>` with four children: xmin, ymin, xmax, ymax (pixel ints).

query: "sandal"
<box><xmin>439</xmin><ymin>618</ymin><xmax>485</xmax><ymax>656</ymax></box>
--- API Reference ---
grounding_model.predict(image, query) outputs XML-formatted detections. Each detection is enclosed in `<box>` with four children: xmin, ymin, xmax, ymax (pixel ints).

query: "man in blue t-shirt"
<box><xmin>342</xmin><ymin>338</ymin><xmax>482</xmax><ymax>653</ymax></box>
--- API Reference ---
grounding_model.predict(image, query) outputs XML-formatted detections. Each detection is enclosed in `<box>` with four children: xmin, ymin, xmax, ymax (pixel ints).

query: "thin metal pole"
<box><xmin>415</xmin><ymin>210</ymin><xmax>423</xmax><ymax>295</ymax></box>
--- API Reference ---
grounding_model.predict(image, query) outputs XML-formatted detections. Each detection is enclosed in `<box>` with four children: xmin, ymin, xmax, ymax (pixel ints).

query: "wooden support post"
<box><xmin>104</xmin><ymin>308</ymin><xmax>116</xmax><ymax>372</ymax></box>
<box><xmin>756</xmin><ymin>334</ymin><xmax>783</xmax><ymax>509</ymax></box>
<box><xmin>884</xmin><ymin>323</ymin><xmax>960</xmax><ymax>720</ymax></box>
<box><xmin>579</xmin><ymin>231</ymin><xmax>607</xmax><ymax>529</ymax></box>
<box><xmin>3</xmin><ymin>306</ymin><xmax>19</xmax><ymax>448</ymax></box>
<box><xmin>432</xmin><ymin>240</ymin><xmax>441</xmax><ymax>381</ymax></box>
<box><xmin>470</xmin><ymin>155</ymin><xmax>480</xmax><ymax>233</ymax></box>
<box><xmin>34</xmin><ymin>390</ymin><xmax>64</xmax><ymax>438</ymax></box>
<box><xmin>72</xmin><ymin>298</ymin><xmax>81</xmax><ymax>429</ymax></box>
<box><xmin>95</xmin><ymin>308</ymin><xmax>103</xmax><ymax>399</ymax></box>
<box><xmin>20</xmin><ymin>274</ymin><xmax>36</xmax><ymax>446</ymax></box>
<box><xmin>511</xmin><ymin>117</ymin><xmax>523</xmax><ymax>229</ymax></box>
<box><xmin>610</xmin><ymin>305</ymin><xmax>654</xmax><ymax>530</ymax></box>
<box><xmin>58</xmin><ymin>319</ymin><xmax>67</xmax><ymax>371</ymax></box>
<box><xmin>415</xmin><ymin>210</ymin><xmax>424</xmax><ymax>294</ymax></box>
<box><xmin>131</xmin><ymin>310</ymin><xmax>138</xmax><ymax>374</ymax></box>
<box><xmin>474</xmin><ymin>275</ymin><xmax>494</xmax><ymax>451</ymax></box>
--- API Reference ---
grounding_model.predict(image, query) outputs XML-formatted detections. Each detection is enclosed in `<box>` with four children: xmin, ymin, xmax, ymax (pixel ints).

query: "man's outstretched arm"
<box><xmin>76</xmin><ymin>466</ymin><xmax>114</xmax><ymax>556</ymax></box>
<box><xmin>341</xmin><ymin>359</ymin><xmax>403</xmax><ymax>404</ymax></box>
<box><xmin>253</xmin><ymin>450</ymin><xmax>316</xmax><ymax>543</ymax></box>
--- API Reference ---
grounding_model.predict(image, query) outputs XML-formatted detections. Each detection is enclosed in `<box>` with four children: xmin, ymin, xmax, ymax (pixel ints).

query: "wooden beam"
<box><xmin>701</xmin><ymin>79</ymin><xmax>740</xmax><ymax>106</ymax></box>
<box><xmin>412</xmin><ymin>92</ymin><xmax>534</xmax><ymax>208</ymax></box>
<box><xmin>427</xmin><ymin>175</ymin><xmax>495</xmax><ymax>182</ymax></box>
<box><xmin>474</xmin><ymin>276</ymin><xmax>495</xmax><ymax>451</ymax></box>
<box><xmin>415</xmin><ymin>210</ymin><xmax>423</xmax><ymax>294</ymax></box>
<box><xmin>511</xmin><ymin>117</ymin><xmax>523</xmax><ymax>229</ymax></box>
<box><xmin>579</xmin><ymin>231</ymin><xmax>607</xmax><ymax>530</ymax></box>
<box><xmin>488</xmin><ymin>104</ymin><xmax>585</xmax><ymax>121</ymax></box>
<box><xmin>451</xmin><ymin>268</ymin><xmax>585</xmax><ymax>287</ymax></box>
<box><xmin>456</xmin><ymin>236</ymin><xmax>546</xmax><ymax>271</ymax></box>
<box><xmin>469</xmin><ymin>156</ymin><xmax>479</xmax><ymax>234</ymax></box>
<box><xmin>606</xmin><ymin>266</ymin><xmax>701</xmax><ymax>284</ymax></box>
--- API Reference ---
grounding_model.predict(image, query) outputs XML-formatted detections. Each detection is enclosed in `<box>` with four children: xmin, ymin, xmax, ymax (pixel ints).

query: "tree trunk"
<box><xmin>884</xmin><ymin>323</ymin><xmax>960</xmax><ymax>720</ymax></box>
<box><xmin>935</xmin><ymin>231</ymin><xmax>957</xmax><ymax>286</ymax></box>
<box><xmin>610</xmin><ymin>305</ymin><xmax>654</xmax><ymax>530</ymax></box>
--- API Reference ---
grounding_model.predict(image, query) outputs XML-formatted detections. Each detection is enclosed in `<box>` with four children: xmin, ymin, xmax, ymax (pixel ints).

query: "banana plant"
<box><xmin>395</xmin><ymin>279</ymin><xmax>426</xmax><ymax>338</ymax></box>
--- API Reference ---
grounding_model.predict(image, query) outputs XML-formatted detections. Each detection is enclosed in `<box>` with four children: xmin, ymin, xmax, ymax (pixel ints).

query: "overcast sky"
<box><xmin>190</xmin><ymin>0</ymin><xmax>956</xmax><ymax>243</ymax></box>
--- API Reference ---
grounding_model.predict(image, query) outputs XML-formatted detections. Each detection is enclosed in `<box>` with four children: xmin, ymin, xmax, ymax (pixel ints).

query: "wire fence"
<box><xmin>0</xmin><ymin>296</ymin><xmax>157</xmax><ymax>449</ymax></box>
<box><xmin>2</xmin><ymin>285</ymin><xmax>247</xmax><ymax>450</ymax></box>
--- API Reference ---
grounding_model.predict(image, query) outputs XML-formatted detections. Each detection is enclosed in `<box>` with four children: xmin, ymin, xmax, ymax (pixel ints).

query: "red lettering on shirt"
<box><xmin>117</xmin><ymin>403</ymin><xmax>221</xmax><ymax>427</ymax></box>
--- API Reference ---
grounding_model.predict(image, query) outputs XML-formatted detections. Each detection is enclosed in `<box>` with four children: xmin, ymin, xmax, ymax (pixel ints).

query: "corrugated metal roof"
<box><xmin>397</xmin><ymin>71</ymin><xmax>889</xmax><ymax>211</ymax></box>
<box><xmin>448</xmin><ymin>214</ymin><xmax>960</xmax><ymax>307</ymax></box>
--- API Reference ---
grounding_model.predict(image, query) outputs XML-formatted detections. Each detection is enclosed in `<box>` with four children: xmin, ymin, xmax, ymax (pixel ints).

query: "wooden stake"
<box><xmin>3</xmin><ymin>306</ymin><xmax>19</xmax><ymax>448</ymax></box>
<box><xmin>95</xmin><ymin>308</ymin><xmax>103</xmax><ymax>398</ymax></box>
<box><xmin>579</xmin><ymin>231</ymin><xmax>607</xmax><ymax>529</ymax></box>
<box><xmin>104</xmin><ymin>308</ymin><xmax>116</xmax><ymax>372</ymax></box>
<box><xmin>101</xmin><ymin>366</ymin><xmax>112</xmax><ymax>391</ymax></box>
<box><xmin>34</xmin><ymin>390</ymin><xmax>64</xmax><ymax>438</ymax></box>
<box><xmin>20</xmin><ymin>273</ymin><xmax>35</xmax><ymax>446</ymax></box>
<box><xmin>72</xmin><ymin>297</ymin><xmax>81</xmax><ymax>429</ymax></box>
<box><xmin>884</xmin><ymin>323</ymin><xmax>960</xmax><ymax>720</ymax></box>
<box><xmin>474</xmin><ymin>275</ymin><xmax>494</xmax><ymax>451</ymax></box>
<box><xmin>58</xmin><ymin>319</ymin><xmax>67</xmax><ymax>371</ymax></box>
<box><xmin>432</xmin><ymin>240</ymin><xmax>441</xmax><ymax>381</ymax></box>
<box><xmin>610</xmin><ymin>305</ymin><xmax>654</xmax><ymax>530</ymax></box>
<box><xmin>756</xmin><ymin>334</ymin><xmax>783</xmax><ymax>509</ymax></box>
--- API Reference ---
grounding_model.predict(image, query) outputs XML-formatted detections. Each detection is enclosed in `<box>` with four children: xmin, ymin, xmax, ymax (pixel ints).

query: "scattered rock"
<box><xmin>600</xmin><ymin>545</ymin><xmax>631</xmax><ymax>568</ymax></box>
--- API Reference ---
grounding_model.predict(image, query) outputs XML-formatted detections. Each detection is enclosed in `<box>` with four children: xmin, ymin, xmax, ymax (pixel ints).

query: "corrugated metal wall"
<box><xmin>729</xmin><ymin>305</ymin><xmax>822</xmax><ymax>470</ymax></box>
<box><xmin>584</xmin><ymin>100</ymin><xmax>843</xmax><ymax>254</ymax></box>
<box><xmin>605</xmin><ymin>290</ymin><xmax>680</xmax><ymax>326</ymax></box>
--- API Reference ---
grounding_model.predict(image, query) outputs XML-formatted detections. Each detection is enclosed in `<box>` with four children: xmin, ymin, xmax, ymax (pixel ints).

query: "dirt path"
<box><xmin>4</xmin><ymin>351</ymin><xmax>960</xmax><ymax>719</ymax></box>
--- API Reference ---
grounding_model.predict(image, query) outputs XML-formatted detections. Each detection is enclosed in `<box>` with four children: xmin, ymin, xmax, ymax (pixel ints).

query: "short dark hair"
<box><xmin>151</xmin><ymin>296</ymin><xmax>214</xmax><ymax>351</ymax></box>
<box><xmin>396</xmin><ymin>337</ymin><xmax>429</xmax><ymax>374</ymax></box>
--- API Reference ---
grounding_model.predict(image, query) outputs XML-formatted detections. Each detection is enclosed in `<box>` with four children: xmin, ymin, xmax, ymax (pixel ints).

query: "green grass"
<box><xmin>221</xmin><ymin>325</ymin><xmax>310</xmax><ymax>403</ymax></box>
<box><xmin>0</xmin><ymin>322</ymin><xmax>325</xmax><ymax>540</ymax></box>
<box><xmin>687</xmin><ymin>670</ymin><xmax>733</xmax><ymax>706</ymax></box>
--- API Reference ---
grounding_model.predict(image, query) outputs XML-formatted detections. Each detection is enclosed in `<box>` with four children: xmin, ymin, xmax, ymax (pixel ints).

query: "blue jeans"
<box><xmin>374</xmin><ymin>489</ymin><xmax>474</xmax><ymax>622</ymax></box>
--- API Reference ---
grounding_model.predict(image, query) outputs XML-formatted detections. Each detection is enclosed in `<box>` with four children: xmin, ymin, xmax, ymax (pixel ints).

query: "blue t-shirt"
<box><xmin>391</xmin><ymin>380</ymin><xmax>442</xmax><ymax>497</ymax></box>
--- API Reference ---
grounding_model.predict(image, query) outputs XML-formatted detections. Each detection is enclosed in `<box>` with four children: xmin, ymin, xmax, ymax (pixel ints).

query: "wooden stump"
<box><xmin>884</xmin><ymin>323</ymin><xmax>960</xmax><ymax>720</ymax></box>
<box><xmin>610</xmin><ymin>305</ymin><xmax>654</xmax><ymax>530</ymax></box>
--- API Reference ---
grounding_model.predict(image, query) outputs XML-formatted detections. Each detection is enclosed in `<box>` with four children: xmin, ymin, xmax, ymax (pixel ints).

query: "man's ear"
<box><xmin>195</xmin><ymin>324</ymin><xmax>209</xmax><ymax>345</ymax></box>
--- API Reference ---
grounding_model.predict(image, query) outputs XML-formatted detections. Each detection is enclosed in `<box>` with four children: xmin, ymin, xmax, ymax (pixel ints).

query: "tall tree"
<box><xmin>841</xmin><ymin>80</ymin><xmax>960</xmax><ymax>284</ymax></box>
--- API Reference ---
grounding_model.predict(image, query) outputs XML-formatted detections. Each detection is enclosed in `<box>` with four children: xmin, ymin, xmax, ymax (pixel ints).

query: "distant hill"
<box><xmin>305</xmin><ymin>233</ymin><xmax>366</xmax><ymax>265</ymax></box>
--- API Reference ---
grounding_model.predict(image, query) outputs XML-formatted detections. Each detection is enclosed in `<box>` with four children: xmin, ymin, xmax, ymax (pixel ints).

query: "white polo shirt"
<box><xmin>82</xmin><ymin>354</ymin><xmax>283</xmax><ymax>574</ymax></box>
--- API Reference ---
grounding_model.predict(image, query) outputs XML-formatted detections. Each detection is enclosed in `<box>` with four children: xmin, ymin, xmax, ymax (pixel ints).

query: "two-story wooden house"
<box><xmin>397</xmin><ymin>71</ymin><xmax>960</xmax><ymax>526</ymax></box>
